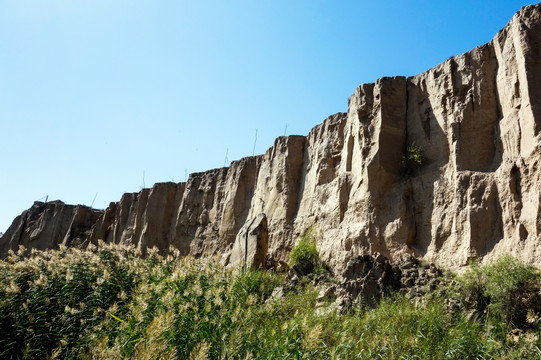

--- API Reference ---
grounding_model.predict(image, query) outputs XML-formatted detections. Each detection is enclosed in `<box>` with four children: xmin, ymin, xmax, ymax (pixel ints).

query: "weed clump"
<box><xmin>289</xmin><ymin>227</ymin><xmax>330</xmax><ymax>276</ymax></box>
<box><xmin>289</xmin><ymin>228</ymin><xmax>320</xmax><ymax>267</ymax></box>
<box><xmin>456</xmin><ymin>255</ymin><xmax>541</xmax><ymax>329</ymax></box>
<box><xmin>403</xmin><ymin>142</ymin><xmax>424</xmax><ymax>175</ymax></box>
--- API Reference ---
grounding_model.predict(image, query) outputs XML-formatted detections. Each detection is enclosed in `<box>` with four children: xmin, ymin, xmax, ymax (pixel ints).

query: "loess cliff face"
<box><xmin>2</xmin><ymin>4</ymin><xmax>541</xmax><ymax>271</ymax></box>
<box><xmin>0</xmin><ymin>201</ymin><xmax>103</xmax><ymax>255</ymax></box>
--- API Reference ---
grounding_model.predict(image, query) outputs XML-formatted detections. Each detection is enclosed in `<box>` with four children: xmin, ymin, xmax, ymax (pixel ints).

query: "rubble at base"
<box><xmin>270</xmin><ymin>253</ymin><xmax>445</xmax><ymax>313</ymax></box>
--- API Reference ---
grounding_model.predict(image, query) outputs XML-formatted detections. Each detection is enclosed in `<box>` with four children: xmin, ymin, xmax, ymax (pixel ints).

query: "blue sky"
<box><xmin>0</xmin><ymin>0</ymin><xmax>534</xmax><ymax>232</ymax></box>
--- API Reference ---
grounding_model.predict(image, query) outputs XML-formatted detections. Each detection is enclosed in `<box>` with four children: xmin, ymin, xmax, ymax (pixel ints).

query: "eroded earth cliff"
<box><xmin>2</xmin><ymin>4</ymin><xmax>541</xmax><ymax>271</ymax></box>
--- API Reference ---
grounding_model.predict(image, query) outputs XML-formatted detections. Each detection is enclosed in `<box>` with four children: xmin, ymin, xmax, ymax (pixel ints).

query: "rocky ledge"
<box><xmin>271</xmin><ymin>253</ymin><xmax>444</xmax><ymax>314</ymax></box>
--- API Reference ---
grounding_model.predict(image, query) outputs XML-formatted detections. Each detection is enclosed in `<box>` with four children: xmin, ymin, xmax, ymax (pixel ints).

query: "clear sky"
<box><xmin>0</xmin><ymin>0</ymin><xmax>534</xmax><ymax>233</ymax></box>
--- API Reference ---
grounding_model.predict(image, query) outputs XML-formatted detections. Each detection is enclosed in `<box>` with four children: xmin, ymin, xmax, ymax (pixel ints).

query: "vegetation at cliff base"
<box><xmin>455</xmin><ymin>255</ymin><xmax>541</xmax><ymax>330</ymax></box>
<box><xmin>289</xmin><ymin>227</ymin><xmax>326</xmax><ymax>272</ymax></box>
<box><xmin>1</xmin><ymin>243</ymin><xmax>541</xmax><ymax>359</ymax></box>
<box><xmin>289</xmin><ymin>232</ymin><xmax>319</xmax><ymax>267</ymax></box>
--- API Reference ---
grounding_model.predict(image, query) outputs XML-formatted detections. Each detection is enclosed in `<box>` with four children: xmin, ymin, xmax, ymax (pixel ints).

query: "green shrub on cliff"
<box><xmin>289</xmin><ymin>227</ymin><xmax>320</xmax><ymax>267</ymax></box>
<box><xmin>403</xmin><ymin>142</ymin><xmax>424</xmax><ymax>175</ymax></box>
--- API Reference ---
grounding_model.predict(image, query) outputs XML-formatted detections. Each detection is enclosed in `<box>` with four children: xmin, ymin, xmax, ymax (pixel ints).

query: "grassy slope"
<box><xmin>1</xmin><ymin>243</ymin><xmax>541</xmax><ymax>359</ymax></box>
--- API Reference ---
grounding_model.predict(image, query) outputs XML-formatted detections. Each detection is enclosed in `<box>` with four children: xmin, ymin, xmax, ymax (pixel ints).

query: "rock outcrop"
<box><xmin>0</xmin><ymin>201</ymin><xmax>103</xmax><ymax>256</ymax></box>
<box><xmin>229</xmin><ymin>213</ymin><xmax>269</xmax><ymax>269</ymax></box>
<box><xmin>273</xmin><ymin>253</ymin><xmax>443</xmax><ymax>312</ymax></box>
<box><xmin>331</xmin><ymin>253</ymin><xmax>442</xmax><ymax>311</ymax></box>
<box><xmin>2</xmin><ymin>4</ymin><xmax>541</xmax><ymax>272</ymax></box>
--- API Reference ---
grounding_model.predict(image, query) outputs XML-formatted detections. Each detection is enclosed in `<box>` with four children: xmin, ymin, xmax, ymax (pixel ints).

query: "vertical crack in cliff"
<box><xmin>17</xmin><ymin>213</ymin><xmax>28</xmax><ymax>248</ymax></box>
<box><xmin>404</xmin><ymin>77</ymin><xmax>419</xmax><ymax>249</ymax></box>
<box><xmin>244</xmin><ymin>216</ymin><xmax>257</xmax><ymax>268</ymax></box>
<box><xmin>291</xmin><ymin>136</ymin><xmax>308</xmax><ymax>221</ymax></box>
<box><xmin>491</xmin><ymin>41</ymin><xmax>505</xmax><ymax>169</ymax></box>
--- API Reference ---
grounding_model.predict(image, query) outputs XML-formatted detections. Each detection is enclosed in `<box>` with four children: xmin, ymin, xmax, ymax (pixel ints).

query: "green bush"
<box><xmin>403</xmin><ymin>142</ymin><xmax>424</xmax><ymax>175</ymax></box>
<box><xmin>289</xmin><ymin>227</ymin><xmax>320</xmax><ymax>267</ymax></box>
<box><xmin>406</xmin><ymin>143</ymin><xmax>424</xmax><ymax>165</ymax></box>
<box><xmin>456</xmin><ymin>255</ymin><xmax>541</xmax><ymax>328</ymax></box>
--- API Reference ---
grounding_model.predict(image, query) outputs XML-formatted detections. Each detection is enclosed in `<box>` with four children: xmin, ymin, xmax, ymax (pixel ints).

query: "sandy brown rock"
<box><xmin>229</xmin><ymin>213</ymin><xmax>268</xmax><ymax>269</ymax></box>
<box><xmin>0</xmin><ymin>201</ymin><xmax>103</xmax><ymax>257</ymax></box>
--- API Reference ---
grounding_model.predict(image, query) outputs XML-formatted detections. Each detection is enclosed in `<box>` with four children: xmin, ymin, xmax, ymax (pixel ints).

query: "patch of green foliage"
<box><xmin>289</xmin><ymin>227</ymin><xmax>330</xmax><ymax>276</ymax></box>
<box><xmin>403</xmin><ymin>142</ymin><xmax>424</xmax><ymax>175</ymax></box>
<box><xmin>455</xmin><ymin>255</ymin><xmax>541</xmax><ymax>330</ymax></box>
<box><xmin>1</xmin><ymin>245</ymin><xmax>541</xmax><ymax>359</ymax></box>
<box><xmin>289</xmin><ymin>227</ymin><xmax>320</xmax><ymax>267</ymax></box>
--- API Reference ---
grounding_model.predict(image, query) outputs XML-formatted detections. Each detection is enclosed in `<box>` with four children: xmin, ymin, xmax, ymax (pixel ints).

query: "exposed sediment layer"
<box><xmin>2</xmin><ymin>4</ymin><xmax>541</xmax><ymax>271</ymax></box>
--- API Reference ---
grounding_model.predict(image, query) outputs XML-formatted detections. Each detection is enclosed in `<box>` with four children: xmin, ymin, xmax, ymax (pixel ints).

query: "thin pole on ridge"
<box><xmin>90</xmin><ymin>192</ymin><xmax>98</xmax><ymax>208</ymax></box>
<box><xmin>252</xmin><ymin>129</ymin><xmax>258</xmax><ymax>156</ymax></box>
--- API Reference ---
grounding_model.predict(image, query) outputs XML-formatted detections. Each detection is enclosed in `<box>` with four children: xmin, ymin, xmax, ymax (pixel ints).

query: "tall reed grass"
<box><xmin>1</xmin><ymin>243</ymin><xmax>540</xmax><ymax>359</ymax></box>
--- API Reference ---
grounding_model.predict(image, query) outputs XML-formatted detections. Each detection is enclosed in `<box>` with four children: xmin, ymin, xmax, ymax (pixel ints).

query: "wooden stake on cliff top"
<box><xmin>224</xmin><ymin>148</ymin><xmax>229</xmax><ymax>167</ymax></box>
<box><xmin>253</xmin><ymin>129</ymin><xmax>257</xmax><ymax>156</ymax></box>
<box><xmin>90</xmin><ymin>192</ymin><xmax>98</xmax><ymax>208</ymax></box>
